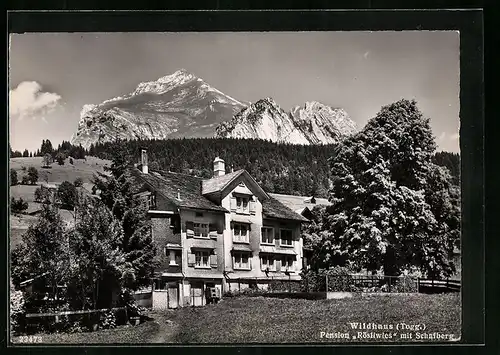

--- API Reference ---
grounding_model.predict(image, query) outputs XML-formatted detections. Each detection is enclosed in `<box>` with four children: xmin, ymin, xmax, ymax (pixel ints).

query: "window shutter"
<box><xmin>186</xmin><ymin>221</ymin><xmax>194</xmax><ymax>237</ymax></box>
<box><xmin>249</xmin><ymin>200</ymin><xmax>256</xmax><ymax>215</ymax></box>
<box><xmin>216</xmin><ymin>222</ymin><xmax>224</xmax><ymax>234</ymax></box>
<box><xmin>210</xmin><ymin>253</ymin><xmax>218</xmax><ymax>267</ymax></box>
<box><xmin>276</xmin><ymin>259</ymin><xmax>282</xmax><ymax>272</ymax></box>
<box><xmin>209</xmin><ymin>223</ymin><xmax>218</xmax><ymax>239</ymax></box>
<box><xmin>187</xmin><ymin>253</ymin><xmax>196</xmax><ymax>266</ymax></box>
<box><xmin>230</xmin><ymin>197</ymin><xmax>237</xmax><ymax>212</ymax></box>
<box><xmin>175</xmin><ymin>252</ymin><xmax>182</xmax><ymax>266</ymax></box>
<box><xmin>249</xmin><ymin>254</ymin><xmax>253</xmax><ymax>270</ymax></box>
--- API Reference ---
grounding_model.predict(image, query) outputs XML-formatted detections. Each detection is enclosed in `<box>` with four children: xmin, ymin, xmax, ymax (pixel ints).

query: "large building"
<box><xmin>130</xmin><ymin>150</ymin><xmax>309</xmax><ymax>309</ymax></box>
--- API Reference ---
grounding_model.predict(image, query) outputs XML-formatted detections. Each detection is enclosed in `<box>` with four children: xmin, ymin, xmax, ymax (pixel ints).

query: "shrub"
<box><xmin>99</xmin><ymin>310</ymin><xmax>117</xmax><ymax>330</ymax></box>
<box><xmin>56</xmin><ymin>152</ymin><xmax>66</xmax><ymax>165</ymax></box>
<box><xmin>10</xmin><ymin>290</ymin><xmax>26</xmax><ymax>335</ymax></box>
<box><xmin>27</xmin><ymin>167</ymin><xmax>38</xmax><ymax>184</ymax></box>
<box><xmin>21</xmin><ymin>166</ymin><xmax>27</xmax><ymax>171</ymax></box>
<box><xmin>10</xmin><ymin>169</ymin><xmax>18</xmax><ymax>186</ymax></box>
<box><xmin>21</xmin><ymin>175</ymin><xmax>30</xmax><ymax>185</ymax></box>
<box><xmin>69</xmin><ymin>157</ymin><xmax>74</xmax><ymax>165</ymax></box>
<box><xmin>300</xmin><ymin>267</ymin><xmax>359</xmax><ymax>292</ymax></box>
<box><xmin>392</xmin><ymin>276</ymin><xmax>418</xmax><ymax>293</ymax></box>
<box><xmin>34</xmin><ymin>186</ymin><xmax>52</xmax><ymax>203</ymax></box>
<box><xmin>74</xmin><ymin>177</ymin><xmax>83</xmax><ymax>187</ymax></box>
<box><xmin>11</xmin><ymin>197</ymin><xmax>29</xmax><ymax>214</ymax></box>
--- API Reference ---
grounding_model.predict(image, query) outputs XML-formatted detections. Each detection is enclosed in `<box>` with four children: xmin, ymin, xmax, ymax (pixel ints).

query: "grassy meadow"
<box><xmin>12</xmin><ymin>293</ymin><xmax>461</xmax><ymax>344</ymax></box>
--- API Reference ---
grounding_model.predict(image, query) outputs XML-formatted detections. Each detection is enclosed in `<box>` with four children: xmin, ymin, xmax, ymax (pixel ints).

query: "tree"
<box><xmin>10</xmin><ymin>197</ymin><xmax>29</xmax><ymax>214</ymax></box>
<box><xmin>29</xmin><ymin>152</ymin><xmax>33</xmax><ymax>158</ymax></box>
<box><xmin>69</xmin><ymin>157</ymin><xmax>74</xmax><ymax>165</ymax></box>
<box><xmin>308</xmin><ymin>99</ymin><xmax>460</xmax><ymax>278</ymax></box>
<box><xmin>40</xmin><ymin>139</ymin><xmax>54</xmax><ymax>156</ymax></box>
<box><xmin>57</xmin><ymin>181</ymin><xmax>77</xmax><ymax>210</ymax></box>
<box><xmin>22</xmin><ymin>149</ymin><xmax>29</xmax><ymax>157</ymax></box>
<box><xmin>34</xmin><ymin>186</ymin><xmax>52</xmax><ymax>204</ymax></box>
<box><xmin>56</xmin><ymin>152</ymin><xmax>66</xmax><ymax>165</ymax></box>
<box><xmin>66</xmin><ymin>196</ymin><xmax>127</xmax><ymax>309</ymax></box>
<box><xmin>27</xmin><ymin>167</ymin><xmax>38</xmax><ymax>185</ymax></box>
<box><xmin>10</xmin><ymin>169</ymin><xmax>18</xmax><ymax>186</ymax></box>
<box><xmin>21</xmin><ymin>175</ymin><xmax>30</xmax><ymax>185</ymax></box>
<box><xmin>42</xmin><ymin>154</ymin><xmax>53</xmax><ymax>168</ymax></box>
<box><xmin>92</xmin><ymin>148</ymin><xmax>156</xmax><ymax>291</ymax></box>
<box><xmin>11</xmin><ymin>204</ymin><xmax>70</xmax><ymax>304</ymax></box>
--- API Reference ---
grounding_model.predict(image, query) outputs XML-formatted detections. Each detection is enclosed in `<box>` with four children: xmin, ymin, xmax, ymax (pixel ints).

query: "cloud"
<box><xmin>9</xmin><ymin>81</ymin><xmax>62</xmax><ymax>120</ymax></box>
<box><xmin>438</xmin><ymin>131</ymin><xmax>459</xmax><ymax>141</ymax></box>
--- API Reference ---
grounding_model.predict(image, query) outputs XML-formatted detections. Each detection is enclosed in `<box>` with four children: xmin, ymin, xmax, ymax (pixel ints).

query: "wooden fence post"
<box><xmin>325</xmin><ymin>274</ymin><xmax>328</xmax><ymax>292</ymax></box>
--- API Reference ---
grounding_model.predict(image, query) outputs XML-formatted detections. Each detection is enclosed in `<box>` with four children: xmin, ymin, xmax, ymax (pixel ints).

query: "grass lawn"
<box><xmin>12</xmin><ymin>293</ymin><xmax>461</xmax><ymax>344</ymax></box>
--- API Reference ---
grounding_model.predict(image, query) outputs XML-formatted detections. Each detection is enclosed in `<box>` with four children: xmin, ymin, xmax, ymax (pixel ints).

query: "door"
<box><xmin>168</xmin><ymin>283</ymin><xmax>179</xmax><ymax>309</ymax></box>
<box><xmin>153</xmin><ymin>280</ymin><xmax>169</xmax><ymax>310</ymax></box>
<box><xmin>190</xmin><ymin>282</ymin><xmax>204</xmax><ymax>307</ymax></box>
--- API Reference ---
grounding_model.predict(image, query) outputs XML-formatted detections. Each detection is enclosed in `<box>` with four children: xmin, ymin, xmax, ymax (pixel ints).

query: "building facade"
<box><xmin>130</xmin><ymin>150</ymin><xmax>308</xmax><ymax>309</ymax></box>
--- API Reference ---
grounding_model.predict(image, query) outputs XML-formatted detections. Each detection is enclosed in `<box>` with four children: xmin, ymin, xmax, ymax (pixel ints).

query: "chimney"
<box><xmin>213</xmin><ymin>156</ymin><xmax>225</xmax><ymax>177</ymax></box>
<box><xmin>141</xmin><ymin>149</ymin><xmax>148</xmax><ymax>174</ymax></box>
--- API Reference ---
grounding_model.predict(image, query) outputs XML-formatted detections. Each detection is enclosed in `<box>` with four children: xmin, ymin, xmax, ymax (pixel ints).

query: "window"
<box><xmin>166</xmin><ymin>249</ymin><xmax>181</xmax><ymax>266</ymax></box>
<box><xmin>261</xmin><ymin>255</ymin><xmax>275</xmax><ymax>271</ymax></box>
<box><xmin>194</xmin><ymin>222</ymin><xmax>209</xmax><ymax>238</ymax></box>
<box><xmin>195</xmin><ymin>212</ymin><xmax>204</xmax><ymax>218</ymax></box>
<box><xmin>236</xmin><ymin>196</ymin><xmax>250</xmax><ymax>214</ymax></box>
<box><xmin>233</xmin><ymin>223</ymin><xmax>249</xmax><ymax>243</ymax></box>
<box><xmin>280</xmin><ymin>229</ymin><xmax>293</xmax><ymax>246</ymax></box>
<box><xmin>147</xmin><ymin>194</ymin><xmax>156</xmax><ymax>210</ymax></box>
<box><xmin>195</xmin><ymin>250</ymin><xmax>210</xmax><ymax>268</ymax></box>
<box><xmin>234</xmin><ymin>252</ymin><xmax>251</xmax><ymax>270</ymax></box>
<box><xmin>261</xmin><ymin>227</ymin><xmax>274</xmax><ymax>244</ymax></box>
<box><xmin>282</xmin><ymin>256</ymin><xmax>294</xmax><ymax>271</ymax></box>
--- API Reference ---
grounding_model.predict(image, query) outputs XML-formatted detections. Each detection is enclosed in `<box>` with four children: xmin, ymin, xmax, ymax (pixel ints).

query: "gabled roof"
<box><xmin>269</xmin><ymin>193</ymin><xmax>331</xmax><ymax>214</ymax></box>
<box><xmin>262</xmin><ymin>197</ymin><xmax>309</xmax><ymax>222</ymax></box>
<box><xmin>202</xmin><ymin>170</ymin><xmax>244</xmax><ymax>195</ymax></box>
<box><xmin>129</xmin><ymin>168</ymin><xmax>227</xmax><ymax>213</ymax></box>
<box><xmin>202</xmin><ymin>169</ymin><xmax>269</xmax><ymax>200</ymax></box>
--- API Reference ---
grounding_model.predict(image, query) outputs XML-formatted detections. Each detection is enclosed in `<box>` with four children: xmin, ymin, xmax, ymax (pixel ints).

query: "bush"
<box><xmin>99</xmin><ymin>310</ymin><xmax>117</xmax><ymax>330</ymax></box>
<box><xmin>392</xmin><ymin>276</ymin><xmax>418</xmax><ymax>293</ymax></box>
<box><xmin>56</xmin><ymin>152</ymin><xmax>66</xmax><ymax>165</ymax></box>
<box><xmin>74</xmin><ymin>177</ymin><xmax>83</xmax><ymax>187</ymax></box>
<box><xmin>21</xmin><ymin>175</ymin><xmax>30</xmax><ymax>185</ymax></box>
<box><xmin>27</xmin><ymin>167</ymin><xmax>38</xmax><ymax>184</ymax></box>
<box><xmin>69</xmin><ymin>158</ymin><xmax>74</xmax><ymax>165</ymax></box>
<box><xmin>268</xmin><ymin>280</ymin><xmax>301</xmax><ymax>292</ymax></box>
<box><xmin>10</xmin><ymin>169</ymin><xmax>18</xmax><ymax>186</ymax></box>
<box><xmin>10</xmin><ymin>290</ymin><xmax>26</xmax><ymax>335</ymax></box>
<box><xmin>34</xmin><ymin>186</ymin><xmax>52</xmax><ymax>203</ymax></box>
<box><xmin>11</xmin><ymin>197</ymin><xmax>29</xmax><ymax>214</ymax></box>
<box><xmin>300</xmin><ymin>267</ymin><xmax>359</xmax><ymax>292</ymax></box>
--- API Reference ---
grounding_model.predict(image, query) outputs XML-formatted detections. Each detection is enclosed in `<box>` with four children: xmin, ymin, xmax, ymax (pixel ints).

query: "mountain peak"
<box><xmin>157</xmin><ymin>69</ymin><xmax>196</xmax><ymax>84</ymax></box>
<box><xmin>216</xmin><ymin>98</ymin><xmax>357</xmax><ymax>145</ymax></box>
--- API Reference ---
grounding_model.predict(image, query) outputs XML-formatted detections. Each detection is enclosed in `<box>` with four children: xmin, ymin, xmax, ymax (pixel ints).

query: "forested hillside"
<box><xmin>90</xmin><ymin>138</ymin><xmax>337</xmax><ymax>197</ymax></box>
<box><xmin>86</xmin><ymin>138</ymin><xmax>460</xmax><ymax>198</ymax></box>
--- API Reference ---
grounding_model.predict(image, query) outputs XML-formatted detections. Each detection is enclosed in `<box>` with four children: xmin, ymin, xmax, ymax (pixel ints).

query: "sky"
<box><xmin>9</xmin><ymin>31</ymin><xmax>460</xmax><ymax>153</ymax></box>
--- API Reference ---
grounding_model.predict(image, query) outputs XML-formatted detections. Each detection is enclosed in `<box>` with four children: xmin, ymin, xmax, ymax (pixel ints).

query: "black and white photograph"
<box><xmin>8</xmin><ymin>28</ymin><xmax>464</xmax><ymax>344</ymax></box>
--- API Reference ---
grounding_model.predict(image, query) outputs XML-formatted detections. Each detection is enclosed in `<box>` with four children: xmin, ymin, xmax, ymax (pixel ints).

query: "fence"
<box><xmin>23</xmin><ymin>307</ymin><xmax>128</xmax><ymax>334</ymax></box>
<box><xmin>322</xmin><ymin>275</ymin><xmax>460</xmax><ymax>293</ymax></box>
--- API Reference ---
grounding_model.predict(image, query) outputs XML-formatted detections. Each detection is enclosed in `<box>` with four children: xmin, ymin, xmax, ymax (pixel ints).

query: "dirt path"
<box><xmin>147</xmin><ymin>312</ymin><xmax>180</xmax><ymax>343</ymax></box>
